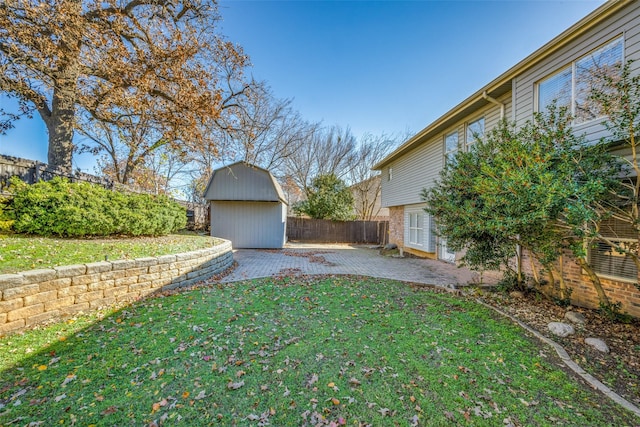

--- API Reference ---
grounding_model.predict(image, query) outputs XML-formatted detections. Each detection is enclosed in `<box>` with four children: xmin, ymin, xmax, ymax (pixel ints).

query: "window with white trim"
<box><xmin>538</xmin><ymin>37</ymin><xmax>623</xmax><ymax>124</ymax></box>
<box><xmin>409</xmin><ymin>212</ymin><xmax>423</xmax><ymax>245</ymax></box>
<box><xmin>404</xmin><ymin>207</ymin><xmax>436</xmax><ymax>252</ymax></box>
<box><xmin>444</xmin><ymin>131</ymin><xmax>458</xmax><ymax>163</ymax></box>
<box><xmin>466</xmin><ymin>117</ymin><xmax>484</xmax><ymax>149</ymax></box>
<box><xmin>588</xmin><ymin>216</ymin><xmax>637</xmax><ymax>282</ymax></box>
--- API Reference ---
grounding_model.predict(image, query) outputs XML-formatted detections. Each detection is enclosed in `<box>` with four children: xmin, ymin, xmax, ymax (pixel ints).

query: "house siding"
<box><xmin>381</xmin><ymin>96</ymin><xmax>511</xmax><ymax>209</ymax></box>
<box><xmin>377</xmin><ymin>2</ymin><xmax>640</xmax><ymax>315</ymax></box>
<box><xmin>381</xmin><ymin>135</ymin><xmax>442</xmax><ymax>208</ymax></box>
<box><xmin>514</xmin><ymin>1</ymin><xmax>640</xmax><ymax>143</ymax></box>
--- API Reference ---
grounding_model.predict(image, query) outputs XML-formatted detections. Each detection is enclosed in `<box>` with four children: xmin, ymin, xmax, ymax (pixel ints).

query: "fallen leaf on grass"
<box><xmin>378</xmin><ymin>407</ymin><xmax>391</xmax><ymax>417</ymax></box>
<box><xmin>101</xmin><ymin>406</ymin><xmax>117</xmax><ymax>415</ymax></box>
<box><xmin>194</xmin><ymin>391</ymin><xmax>206</xmax><ymax>400</ymax></box>
<box><xmin>10</xmin><ymin>389</ymin><xmax>27</xmax><ymax>401</ymax></box>
<box><xmin>54</xmin><ymin>394</ymin><xmax>66</xmax><ymax>402</ymax></box>
<box><xmin>227</xmin><ymin>381</ymin><xmax>245</xmax><ymax>390</ymax></box>
<box><xmin>61</xmin><ymin>374</ymin><xmax>76</xmax><ymax>387</ymax></box>
<box><xmin>307</xmin><ymin>373</ymin><xmax>319</xmax><ymax>387</ymax></box>
<box><xmin>151</xmin><ymin>398</ymin><xmax>168</xmax><ymax>413</ymax></box>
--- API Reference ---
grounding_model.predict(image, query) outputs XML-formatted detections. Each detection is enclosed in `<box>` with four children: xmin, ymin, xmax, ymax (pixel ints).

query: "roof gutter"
<box><xmin>482</xmin><ymin>91</ymin><xmax>505</xmax><ymax>119</ymax></box>
<box><xmin>372</xmin><ymin>0</ymin><xmax>628</xmax><ymax>171</ymax></box>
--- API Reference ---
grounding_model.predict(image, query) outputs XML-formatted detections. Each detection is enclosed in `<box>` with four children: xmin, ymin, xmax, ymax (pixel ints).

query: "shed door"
<box><xmin>211</xmin><ymin>201</ymin><xmax>286</xmax><ymax>249</ymax></box>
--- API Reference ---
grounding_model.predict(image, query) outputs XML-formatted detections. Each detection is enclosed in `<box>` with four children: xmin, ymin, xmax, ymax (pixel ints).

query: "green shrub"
<box><xmin>8</xmin><ymin>177</ymin><xmax>186</xmax><ymax>237</ymax></box>
<box><xmin>0</xmin><ymin>195</ymin><xmax>14</xmax><ymax>232</ymax></box>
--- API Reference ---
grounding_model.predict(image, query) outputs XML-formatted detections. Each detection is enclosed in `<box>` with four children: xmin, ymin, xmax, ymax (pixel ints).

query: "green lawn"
<box><xmin>0</xmin><ymin>233</ymin><xmax>220</xmax><ymax>274</ymax></box>
<box><xmin>1</xmin><ymin>276</ymin><xmax>637</xmax><ymax>426</ymax></box>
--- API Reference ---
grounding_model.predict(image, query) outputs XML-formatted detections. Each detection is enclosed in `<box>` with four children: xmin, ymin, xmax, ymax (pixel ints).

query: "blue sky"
<box><xmin>0</xmin><ymin>0</ymin><xmax>605</xmax><ymax>173</ymax></box>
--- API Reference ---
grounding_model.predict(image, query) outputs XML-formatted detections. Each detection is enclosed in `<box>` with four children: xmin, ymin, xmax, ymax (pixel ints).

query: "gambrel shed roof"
<box><xmin>203</xmin><ymin>162</ymin><xmax>287</xmax><ymax>204</ymax></box>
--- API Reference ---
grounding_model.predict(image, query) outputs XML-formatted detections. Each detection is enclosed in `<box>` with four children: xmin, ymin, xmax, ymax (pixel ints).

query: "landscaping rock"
<box><xmin>564</xmin><ymin>311</ymin><xmax>586</xmax><ymax>325</ymax></box>
<box><xmin>384</xmin><ymin>243</ymin><xmax>398</xmax><ymax>250</ymax></box>
<box><xmin>585</xmin><ymin>338</ymin><xmax>610</xmax><ymax>353</ymax></box>
<box><xmin>509</xmin><ymin>291</ymin><xmax>525</xmax><ymax>299</ymax></box>
<box><xmin>547</xmin><ymin>322</ymin><xmax>575</xmax><ymax>337</ymax></box>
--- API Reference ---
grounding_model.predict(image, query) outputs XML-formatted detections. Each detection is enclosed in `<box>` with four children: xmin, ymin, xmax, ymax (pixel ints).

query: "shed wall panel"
<box><xmin>210</xmin><ymin>201</ymin><xmax>286</xmax><ymax>248</ymax></box>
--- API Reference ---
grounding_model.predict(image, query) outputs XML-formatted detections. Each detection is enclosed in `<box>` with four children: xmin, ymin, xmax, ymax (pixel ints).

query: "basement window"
<box><xmin>588</xmin><ymin>217</ymin><xmax>637</xmax><ymax>282</ymax></box>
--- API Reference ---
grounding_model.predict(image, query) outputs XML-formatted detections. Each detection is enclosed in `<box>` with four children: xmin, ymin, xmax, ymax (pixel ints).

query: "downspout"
<box><xmin>482</xmin><ymin>91</ymin><xmax>505</xmax><ymax>119</ymax></box>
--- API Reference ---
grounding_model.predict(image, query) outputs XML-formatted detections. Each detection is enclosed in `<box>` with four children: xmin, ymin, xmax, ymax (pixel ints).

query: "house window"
<box><xmin>409</xmin><ymin>212</ymin><xmax>423</xmax><ymax>245</ymax></box>
<box><xmin>405</xmin><ymin>207</ymin><xmax>436</xmax><ymax>252</ymax></box>
<box><xmin>466</xmin><ymin>117</ymin><xmax>484</xmax><ymax>149</ymax></box>
<box><xmin>588</xmin><ymin>217</ymin><xmax>637</xmax><ymax>282</ymax></box>
<box><xmin>538</xmin><ymin>37</ymin><xmax>623</xmax><ymax>124</ymax></box>
<box><xmin>444</xmin><ymin>131</ymin><xmax>458</xmax><ymax>163</ymax></box>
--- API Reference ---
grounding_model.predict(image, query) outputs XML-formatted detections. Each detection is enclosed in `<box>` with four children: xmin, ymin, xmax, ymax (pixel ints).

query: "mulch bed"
<box><xmin>478</xmin><ymin>290</ymin><xmax>640</xmax><ymax>407</ymax></box>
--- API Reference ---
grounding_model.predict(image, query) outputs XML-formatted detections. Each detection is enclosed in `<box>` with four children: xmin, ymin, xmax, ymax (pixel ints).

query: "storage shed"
<box><xmin>203</xmin><ymin>162</ymin><xmax>288</xmax><ymax>248</ymax></box>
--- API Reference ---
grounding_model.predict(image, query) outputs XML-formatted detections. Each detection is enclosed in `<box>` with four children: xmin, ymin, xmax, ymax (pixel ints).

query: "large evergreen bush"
<box><xmin>8</xmin><ymin>177</ymin><xmax>186</xmax><ymax>237</ymax></box>
<box><xmin>0</xmin><ymin>196</ymin><xmax>14</xmax><ymax>232</ymax></box>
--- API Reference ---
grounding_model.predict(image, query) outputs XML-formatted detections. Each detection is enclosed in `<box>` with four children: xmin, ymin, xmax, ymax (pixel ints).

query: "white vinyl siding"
<box><xmin>537</xmin><ymin>37</ymin><xmax>623</xmax><ymax>124</ymax></box>
<box><xmin>403</xmin><ymin>205</ymin><xmax>436</xmax><ymax>252</ymax></box>
<box><xmin>380</xmin><ymin>99</ymin><xmax>509</xmax><ymax>209</ymax></box>
<box><xmin>381</xmin><ymin>137</ymin><xmax>444</xmax><ymax>208</ymax></box>
<box><xmin>514</xmin><ymin>1</ymin><xmax>640</xmax><ymax>144</ymax></box>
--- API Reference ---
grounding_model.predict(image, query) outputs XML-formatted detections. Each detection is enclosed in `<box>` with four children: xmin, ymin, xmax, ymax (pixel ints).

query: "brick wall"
<box><xmin>0</xmin><ymin>240</ymin><xmax>233</xmax><ymax>335</ymax></box>
<box><xmin>389</xmin><ymin>206</ymin><xmax>404</xmax><ymax>248</ymax></box>
<box><xmin>520</xmin><ymin>249</ymin><xmax>640</xmax><ymax>318</ymax></box>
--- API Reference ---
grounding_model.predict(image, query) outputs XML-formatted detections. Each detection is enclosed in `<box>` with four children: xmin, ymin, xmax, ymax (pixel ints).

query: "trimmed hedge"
<box><xmin>8</xmin><ymin>177</ymin><xmax>186</xmax><ymax>237</ymax></box>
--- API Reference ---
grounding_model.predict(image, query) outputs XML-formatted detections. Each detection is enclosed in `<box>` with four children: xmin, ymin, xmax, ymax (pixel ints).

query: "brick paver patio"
<box><xmin>221</xmin><ymin>243</ymin><xmax>499</xmax><ymax>287</ymax></box>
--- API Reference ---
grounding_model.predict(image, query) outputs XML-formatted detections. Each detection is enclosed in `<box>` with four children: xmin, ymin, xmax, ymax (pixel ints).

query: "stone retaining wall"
<box><xmin>0</xmin><ymin>240</ymin><xmax>233</xmax><ymax>335</ymax></box>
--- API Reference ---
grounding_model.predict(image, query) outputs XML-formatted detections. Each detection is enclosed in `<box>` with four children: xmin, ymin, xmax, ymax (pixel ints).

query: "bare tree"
<box><xmin>215</xmin><ymin>82</ymin><xmax>316</xmax><ymax>175</ymax></box>
<box><xmin>286</xmin><ymin>125</ymin><xmax>357</xmax><ymax>194</ymax></box>
<box><xmin>349</xmin><ymin>133</ymin><xmax>399</xmax><ymax>220</ymax></box>
<box><xmin>0</xmin><ymin>0</ymin><xmax>249</xmax><ymax>173</ymax></box>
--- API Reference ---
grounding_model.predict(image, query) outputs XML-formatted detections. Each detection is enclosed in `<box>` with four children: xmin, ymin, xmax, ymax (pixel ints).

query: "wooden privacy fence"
<box><xmin>0</xmin><ymin>154</ymin><xmax>112</xmax><ymax>194</ymax></box>
<box><xmin>287</xmin><ymin>217</ymin><xmax>389</xmax><ymax>245</ymax></box>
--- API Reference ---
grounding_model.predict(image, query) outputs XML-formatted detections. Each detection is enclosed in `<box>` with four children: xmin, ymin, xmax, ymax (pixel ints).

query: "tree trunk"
<box><xmin>556</xmin><ymin>255</ymin><xmax>568</xmax><ymax>301</ymax></box>
<box><xmin>45</xmin><ymin>1</ymin><xmax>81</xmax><ymax>175</ymax></box>
<box><xmin>576</xmin><ymin>257</ymin><xmax>611</xmax><ymax>306</ymax></box>
<box><xmin>46</xmin><ymin>104</ymin><xmax>75</xmax><ymax>175</ymax></box>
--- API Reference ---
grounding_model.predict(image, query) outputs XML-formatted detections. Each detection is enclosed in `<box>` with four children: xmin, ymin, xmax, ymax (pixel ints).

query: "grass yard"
<box><xmin>1</xmin><ymin>276</ymin><xmax>637</xmax><ymax>426</ymax></box>
<box><xmin>0</xmin><ymin>233</ymin><xmax>221</xmax><ymax>274</ymax></box>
